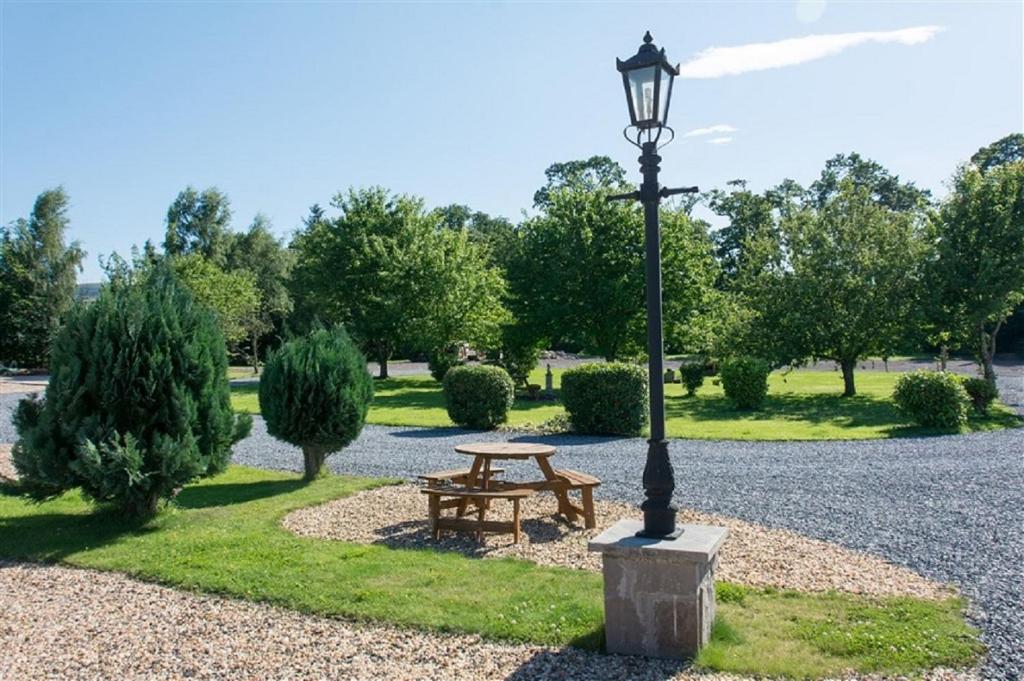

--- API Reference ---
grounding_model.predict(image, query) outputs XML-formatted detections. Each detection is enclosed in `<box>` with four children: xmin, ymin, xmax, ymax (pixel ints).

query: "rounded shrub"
<box><xmin>561</xmin><ymin>363</ymin><xmax>648</xmax><ymax>436</ymax></box>
<box><xmin>12</xmin><ymin>264</ymin><xmax>251</xmax><ymax>517</ymax></box>
<box><xmin>679</xmin><ymin>363</ymin><xmax>706</xmax><ymax>397</ymax></box>
<box><xmin>720</xmin><ymin>357</ymin><xmax>770</xmax><ymax>410</ymax></box>
<box><xmin>259</xmin><ymin>327</ymin><xmax>373</xmax><ymax>480</ymax></box>
<box><xmin>892</xmin><ymin>370</ymin><xmax>970</xmax><ymax>429</ymax></box>
<box><xmin>443</xmin><ymin>365</ymin><xmax>515</xmax><ymax>430</ymax></box>
<box><xmin>960</xmin><ymin>377</ymin><xmax>998</xmax><ymax>415</ymax></box>
<box><xmin>427</xmin><ymin>345</ymin><xmax>463</xmax><ymax>382</ymax></box>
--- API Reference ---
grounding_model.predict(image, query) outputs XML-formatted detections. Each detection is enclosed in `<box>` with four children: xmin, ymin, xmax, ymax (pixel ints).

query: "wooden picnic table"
<box><xmin>453</xmin><ymin>442</ymin><xmax>591</xmax><ymax>525</ymax></box>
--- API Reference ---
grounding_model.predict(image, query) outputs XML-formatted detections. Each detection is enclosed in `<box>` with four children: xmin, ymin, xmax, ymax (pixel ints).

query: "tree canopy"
<box><xmin>164</xmin><ymin>187</ymin><xmax>233</xmax><ymax>265</ymax></box>
<box><xmin>0</xmin><ymin>187</ymin><xmax>85</xmax><ymax>368</ymax></box>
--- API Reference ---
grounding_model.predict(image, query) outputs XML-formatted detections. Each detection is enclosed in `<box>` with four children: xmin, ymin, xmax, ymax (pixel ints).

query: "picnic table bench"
<box><xmin>421</xmin><ymin>486</ymin><xmax>535</xmax><ymax>543</ymax></box>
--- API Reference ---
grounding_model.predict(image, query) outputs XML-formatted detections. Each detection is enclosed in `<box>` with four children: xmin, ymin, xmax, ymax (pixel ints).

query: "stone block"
<box><xmin>588</xmin><ymin>519</ymin><xmax>727</xmax><ymax>659</ymax></box>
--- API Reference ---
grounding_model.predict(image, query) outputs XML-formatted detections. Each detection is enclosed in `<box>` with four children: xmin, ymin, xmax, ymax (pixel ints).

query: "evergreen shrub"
<box><xmin>893</xmin><ymin>371</ymin><xmax>970</xmax><ymax>428</ymax></box>
<box><xmin>443</xmin><ymin>365</ymin><xmax>515</xmax><ymax>430</ymax></box>
<box><xmin>679</xmin><ymin>363</ymin><xmax>706</xmax><ymax>397</ymax></box>
<box><xmin>561</xmin><ymin>363</ymin><xmax>648</xmax><ymax>436</ymax></box>
<box><xmin>720</xmin><ymin>357</ymin><xmax>770</xmax><ymax>410</ymax></box>
<box><xmin>960</xmin><ymin>377</ymin><xmax>998</xmax><ymax>415</ymax></box>
<box><xmin>12</xmin><ymin>264</ymin><xmax>251</xmax><ymax>516</ymax></box>
<box><xmin>259</xmin><ymin>327</ymin><xmax>373</xmax><ymax>480</ymax></box>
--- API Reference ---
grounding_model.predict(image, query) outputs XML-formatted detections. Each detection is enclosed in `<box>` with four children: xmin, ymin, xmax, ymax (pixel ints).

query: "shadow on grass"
<box><xmin>0</xmin><ymin>504</ymin><xmax>145</xmax><ymax>562</ymax></box>
<box><xmin>174</xmin><ymin>478</ymin><xmax>307</xmax><ymax>509</ymax></box>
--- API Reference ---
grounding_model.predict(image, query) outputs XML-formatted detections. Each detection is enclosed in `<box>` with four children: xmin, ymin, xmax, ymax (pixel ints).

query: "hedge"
<box><xmin>561</xmin><ymin>363</ymin><xmax>648</xmax><ymax>436</ymax></box>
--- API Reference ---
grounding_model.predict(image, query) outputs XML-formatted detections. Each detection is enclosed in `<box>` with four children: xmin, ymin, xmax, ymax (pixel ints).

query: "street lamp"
<box><xmin>610</xmin><ymin>31</ymin><xmax>698</xmax><ymax>539</ymax></box>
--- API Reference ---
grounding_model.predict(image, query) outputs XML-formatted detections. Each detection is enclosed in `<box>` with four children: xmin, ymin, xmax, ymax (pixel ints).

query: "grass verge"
<box><xmin>0</xmin><ymin>466</ymin><xmax>980</xmax><ymax>677</ymax></box>
<box><xmin>231</xmin><ymin>369</ymin><xmax>1020</xmax><ymax>440</ymax></box>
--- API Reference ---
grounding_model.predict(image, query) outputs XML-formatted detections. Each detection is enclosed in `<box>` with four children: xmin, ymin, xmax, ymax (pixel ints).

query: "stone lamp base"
<box><xmin>588</xmin><ymin>519</ymin><xmax>728</xmax><ymax>659</ymax></box>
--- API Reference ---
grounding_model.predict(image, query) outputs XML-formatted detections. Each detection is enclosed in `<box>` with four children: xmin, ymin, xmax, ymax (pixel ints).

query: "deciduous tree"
<box><xmin>0</xmin><ymin>187</ymin><xmax>84</xmax><ymax>368</ymax></box>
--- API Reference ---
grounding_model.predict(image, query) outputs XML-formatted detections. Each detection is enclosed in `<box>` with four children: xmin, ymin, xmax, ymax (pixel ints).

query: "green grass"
<box><xmin>0</xmin><ymin>467</ymin><xmax>980</xmax><ymax>677</ymax></box>
<box><xmin>231</xmin><ymin>368</ymin><xmax>1021</xmax><ymax>440</ymax></box>
<box><xmin>698</xmin><ymin>585</ymin><xmax>982</xmax><ymax>677</ymax></box>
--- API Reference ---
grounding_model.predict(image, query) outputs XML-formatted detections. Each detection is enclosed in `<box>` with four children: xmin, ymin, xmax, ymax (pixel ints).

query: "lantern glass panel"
<box><xmin>627</xmin><ymin>66</ymin><xmax>659</xmax><ymax>124</ymax></box>
<box><xmin>658</xmin><ymin>69</ymin><xmax>674</xmax><ymax>124</ymax></box>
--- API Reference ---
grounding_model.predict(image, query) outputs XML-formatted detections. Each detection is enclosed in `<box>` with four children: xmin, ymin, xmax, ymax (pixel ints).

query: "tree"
<box><xmin>509</xmin><ymin>185</ymin><xmax>717</xmax><ymax>360</ymax></box>
<box><xmin>749</xmin><ymin>180</ymin><xmax>926</xmax><ymax>396</ymax></box>
<box><xmin>259</xmin><ymin>328</ymin><xmax>373</xmax><ymax>480</ymax></box>
<box><xmin>12</xmin><ymin>263</ymin><xmax>251</xmax><ymax>516</ymax></box>
<box><xmin>171</xmin><ymin>254</ymin><xmax>260</xmax><ymax>347</ymax></box>
<box><xmin>226</xmin><ymin>214</ymin><xmax>294</xmax><ymax>371</ymax></box>
<box><xmin>290</xmin><ymin>187</ymin><xmax>505</xmax><ymax>378</ymax></box>
<box><xmin>810</xmin><ymin>152</ymin><xmax>930</xmax><ymax>213</ymax></box>
<box><xmin>970</xmin><ymin>133</ymin><xmax>1024</xmax><ymax>174</ymax></box>
<box><xmin>928</xmin><ymin>160</ymin><xmax>1024</xmax><ymax>382</ymax></box>
<box><xmin>433</xmin><ymin>204</ymin><xmax>517</xmax><ymax>269</ymax></box>
<box><xmin>408</xmin><ymin>226</ymin><xmax>508</xmax><ymax>364</ymax></box>
<box><xmin>0</xmin><ymin>187</ymin><xmax>85</xmax><ymax>368</ymax></box>
<box><xmin>532</xmin><ymin>156</ymin><xmax>628</xmax><ymax>208</ymax></box>
<box><xmin>164</xmin><ymin>187</ymin><xmax>233</xmax><ymax>265</ymax></box>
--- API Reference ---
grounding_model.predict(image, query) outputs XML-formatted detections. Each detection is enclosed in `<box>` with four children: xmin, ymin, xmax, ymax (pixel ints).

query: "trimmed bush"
<box><xmin>427</xmin><ymin>345</ymin><xmax>463</xmax><ymax>382</ymax></box>
<box><xmin>892</xmin><ymin>370</ymin><xmax>970</xmax><ymax>429</ymax></box>
<box><xmin>259</xmin><ymin>328</ymin><xmax>373</xmax><ymax>480</ymax></box>
<box><xmin>720</xmin><ymin>357</ymin><xmax>770</xmax><ymax>410</ymax></box>
<box><xmin>12</xmin><ymin>264</ymin><xmax>251</xmax><ymax>516</ymax></box>
<box><xmin>443</xmin><ymin>365</ymin><xmax>515</xmax><ymax>430</ymax></box>
<box><xmin>679</xmin><ymin>363</ymin><xmax>706</xmax><ymax>397</ymax></box>
<box><xmin>561</xmin><ymin>363</ymin><xmax>648</xmax><ymax>436</ymax></box>
<box><xmin>960</xmin><ymin>377</ymin><xmax>998</xmax><ymax>415</ymax></box>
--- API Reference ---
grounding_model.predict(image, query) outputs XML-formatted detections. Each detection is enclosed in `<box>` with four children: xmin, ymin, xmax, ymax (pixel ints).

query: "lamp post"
<box><xmin>610</xmin><ymin>31</ymin><xmax>698</xmax><ymax>539</ymax></box>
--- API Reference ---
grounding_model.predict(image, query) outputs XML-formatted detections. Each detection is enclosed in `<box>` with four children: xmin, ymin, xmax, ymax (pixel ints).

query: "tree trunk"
<box><xmin>302</xmin><ymin>446</ymin><xmax>327</xmax><ymax>481</ymax></box>
<box><xmin>938</xmin><ymin>345</ymin><xmax>948</xmax><ymax>371</ymax></box>
<box><xmin>840</xmin><ymin>359</ymin><xmax>857</xmax><ymax>397</ymax></box>
<box><xmin>251</xmin><ymin>332</ymin><xmax>260</xmax><ymax>375</ymax></box>
<box><xmin>377</xmin><ymin>353</ymin><xmax>389</xmax><ymax>379</ymax></box>
<box><xmin>979</xmin><ymin>321</ymin><xmax>1001</xmax><ymax>385</ymax></box>
<box><xmin>127</xmin><ymin>491</ymin><xmax>161</xmax><ymax>518</ymax></box>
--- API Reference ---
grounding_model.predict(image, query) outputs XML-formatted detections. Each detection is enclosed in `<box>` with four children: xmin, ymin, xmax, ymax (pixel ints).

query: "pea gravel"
<box><xmin>0</xmin><ymin>562</ymin><xmax>979</xmax><ymax>681</ymax></box>
<box><xmin>283</xmin><ymin>484</ymin><xmax>951</xmax><ymax>600</ymax></box>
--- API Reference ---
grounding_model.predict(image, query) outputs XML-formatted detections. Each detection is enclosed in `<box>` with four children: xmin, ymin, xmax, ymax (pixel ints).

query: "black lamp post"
<box><xmin>610</xmin><ymin>31</ymin><xmax>698</xmax><ymax>540</ymax></box>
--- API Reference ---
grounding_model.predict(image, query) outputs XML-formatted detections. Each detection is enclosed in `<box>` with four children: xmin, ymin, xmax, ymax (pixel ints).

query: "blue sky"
<box><xmin>2</xmin><ymin>1</ymin><xmax>1021</xmax><ymax>282</ymax></box>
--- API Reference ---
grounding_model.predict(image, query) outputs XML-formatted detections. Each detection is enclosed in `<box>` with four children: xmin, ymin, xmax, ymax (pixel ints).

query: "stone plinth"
<box><xmin>588</xmin><ymin>519</ymin><xmax>728</xmax><ymax>659</ymax></box>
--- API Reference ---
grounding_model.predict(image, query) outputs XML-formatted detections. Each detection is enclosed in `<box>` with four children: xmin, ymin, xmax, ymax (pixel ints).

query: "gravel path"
<box><xmin>3</xmin><ymin>372</ymin><xmax>1022</xmax><ymax>677</ymax></box>
<box><xmin>284</xmin><ymin>484</ymin><xmax>950</xmax><ymax>599</ymax></box>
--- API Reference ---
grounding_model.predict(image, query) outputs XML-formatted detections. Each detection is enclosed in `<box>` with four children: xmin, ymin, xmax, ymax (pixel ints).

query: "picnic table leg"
<box><xmin>428</xmin><ymin>493</ymin><xmax>441</xmax><ymax>539</ymax></box>
<box><xmin>457</xmin><ymin>456</ymin><xmax>484</xmax><ymax>518</ymax></box>
<box><xmin>513</xmin><ymin>498</ymin><xmax>522</xmax><ymax>544</ymax></box>
<box><xmin>535</xmin><ymin>455</ymin><xmax>578</xmax><ymax>523</ymax></box>
<box><xmin>581</xmin><ymin>486</ymin><xmax>596</xmax><ymax>529</ymax></box>
<box><xmin>476</xmin><ymin>502</ymin><xmax>486</xmax><ymax>541</ymax></box>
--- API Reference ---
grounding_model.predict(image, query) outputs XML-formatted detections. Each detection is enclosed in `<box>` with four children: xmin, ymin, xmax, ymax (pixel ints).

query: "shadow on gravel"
<box><xmin>175</xmin><ymin>478</ymin><xmax>306</xmax><ymax>509</ymax></box>
<box><xmin>504</xmin><ymin>638</ymin><xmax>686</xmax><ymax>680</ymax></box>
<box><xmin>508</xmin><ymin>433</ymin><xmax>630</xmax><ymax>447</ymax></box>
<box><xmin>390</xmin><ymin>428</ymin><xmax>472</xmax><ymax>439</ymax></box>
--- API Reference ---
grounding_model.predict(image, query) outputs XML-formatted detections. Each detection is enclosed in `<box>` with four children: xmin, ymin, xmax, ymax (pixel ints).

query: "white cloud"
<box><xmin>708</xmin><ymin>137</ymin><xmax>733</xmax><ymax>145</ymax></box>
<box><xmin>684</xmin><ymin>124</ymin><xmax>738</xmax><ymax>137</ymax></box>
<box><xmin>678</xmin><ymin>25</ymin><xmax>944</xmax><ymax>79</ymax></box>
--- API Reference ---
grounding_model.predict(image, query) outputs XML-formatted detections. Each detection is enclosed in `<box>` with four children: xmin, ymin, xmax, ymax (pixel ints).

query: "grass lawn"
<box><xmin>231</xmin><ymin>368</ymin><xmax>1021</xmax><ymax>440</ymax></box>
<box><xmin>0</xmin><ymin>467</ymin><xmax>980</xmax><ymax>677</ymax></box>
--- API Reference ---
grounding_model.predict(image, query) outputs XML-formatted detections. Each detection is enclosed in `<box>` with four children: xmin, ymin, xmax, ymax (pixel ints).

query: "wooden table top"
<box><xmin>454</xmin><ymin>442</ymin><xmax>556</xmax><ymax>459</ymax></box>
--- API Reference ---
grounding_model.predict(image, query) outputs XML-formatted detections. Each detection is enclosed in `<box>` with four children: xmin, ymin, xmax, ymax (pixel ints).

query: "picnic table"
<box><xmin>419</xmin><ymin>443</ymin><xmax>600</xmax><ymax>542</ymax></box>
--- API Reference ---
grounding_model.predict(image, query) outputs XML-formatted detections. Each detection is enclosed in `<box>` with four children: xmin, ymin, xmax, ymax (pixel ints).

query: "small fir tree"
<box><xmin>258</xmin><ymin>328</ymin><xmax>374</xmax><ymax>480</ymax></box>
<box><xmin>13</xmin><ymin>264</ymin><xmax>251</xmax><ymax>516</ymax></box>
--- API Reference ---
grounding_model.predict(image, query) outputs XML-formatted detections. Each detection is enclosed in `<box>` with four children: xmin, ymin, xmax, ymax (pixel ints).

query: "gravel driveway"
<box><xmin>3</xmin><ymin>372</ymin><xmax>1022</xmax><ymax>678</ymax></box>
<box><xmin>232</xmin><ymin>376</ymin><xmax>1024</xmax><ymax>679</ymax></box>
